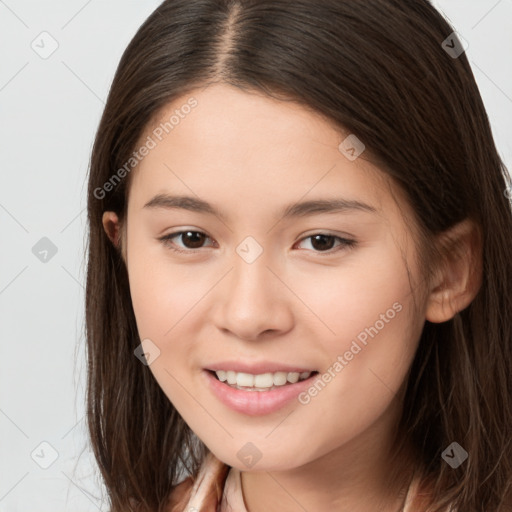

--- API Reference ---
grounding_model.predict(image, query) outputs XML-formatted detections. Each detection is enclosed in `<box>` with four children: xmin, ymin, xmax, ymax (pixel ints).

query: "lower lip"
<box><xmin>202</xmin><ymin>370</ymin><xmax>318</xmax><ymax>416</ymax></box>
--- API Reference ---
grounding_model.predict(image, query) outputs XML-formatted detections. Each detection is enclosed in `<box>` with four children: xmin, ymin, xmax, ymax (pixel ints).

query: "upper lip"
<box><xmin>205</xmin><ymin>361</ymin><xmax>317</xmax><ymax>374</ymax></box>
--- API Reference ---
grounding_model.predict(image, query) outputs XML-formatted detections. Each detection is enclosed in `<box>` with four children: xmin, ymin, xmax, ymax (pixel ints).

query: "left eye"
<box><xmin>159</xmin><ymin>231</ymin><xmax>356</xmax><ymax>254</ymax></box>
<box><xmin>296</xmin><ymin>233</ymin><xmax>356</xmax><ymax>253</ymax></box>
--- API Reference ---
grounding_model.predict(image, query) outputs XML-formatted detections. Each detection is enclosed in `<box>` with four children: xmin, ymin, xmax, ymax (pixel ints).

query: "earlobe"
<box><xmin>102</xmin><ymin>211</ymin><xmax>121</xmax><ymax>248</ymax></box>
<box><xmin>425</xmin><ymin>218</ymin><xmax>482</xmax><ymax>323</ymax></box>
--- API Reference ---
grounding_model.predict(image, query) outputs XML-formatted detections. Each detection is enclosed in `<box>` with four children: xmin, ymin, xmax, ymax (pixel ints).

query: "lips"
<box><xmin>202</xmin><ymin>367</ymin><xmax>320</xmax><ymax>415</ymax></box>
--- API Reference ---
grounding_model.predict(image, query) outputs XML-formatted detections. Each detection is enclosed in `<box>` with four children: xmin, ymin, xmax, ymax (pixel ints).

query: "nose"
<box><xmin>212</xmin><ymin>249</ymin><xmax>294</xmax><ymax>342</ymax></box>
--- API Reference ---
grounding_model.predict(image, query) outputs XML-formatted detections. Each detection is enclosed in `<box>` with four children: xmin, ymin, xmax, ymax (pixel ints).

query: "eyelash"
<box><xmin>158</xmin><ymin>230</ymin><xmax>357</xmax><ymax>255</ymax></box>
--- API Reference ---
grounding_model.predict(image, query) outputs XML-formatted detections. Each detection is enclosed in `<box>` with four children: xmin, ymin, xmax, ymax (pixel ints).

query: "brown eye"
<box><xmin>179</xmin><ymin>231</ymin><xmax>208</xmax><ymax>249</ymax></box>
<box><xmin>159</xmin><ymin>230</ymin><xmax>214</xmax><ymax>253</ymax></box>
<box><xmin>296</xmin><ymin>234</ymin><xmax>356</xmax><ymax>254</ymax></box>
<box><xmin>309</xmin><ymin>234</ymin><xmax>336</xmax><ymax>251</ymax></box>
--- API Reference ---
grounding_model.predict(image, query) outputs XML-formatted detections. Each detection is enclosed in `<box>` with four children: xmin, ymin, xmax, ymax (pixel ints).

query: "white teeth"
<box><xmin>287</xmin><ymin>372</ymin><xmax>299</xmax><ymax>384</ymax></box>
<box><xmin>214</xmin><ymin>369</ymin><xmax>313</xmax><ymax>389</ymax></box>
<box><xmin>254</xmin><ymin>373</ymin><xmax>274</xmax><ymax>387</ymax></box>
<box><xmin>236</xmin><ymin>372</ymin><xmax>254</xmax><ymax>387</ymax></box>
<box><xmin>273</xmin><ymin>371</ymin><xmax>288</xmax><ymax>386</ymax></box>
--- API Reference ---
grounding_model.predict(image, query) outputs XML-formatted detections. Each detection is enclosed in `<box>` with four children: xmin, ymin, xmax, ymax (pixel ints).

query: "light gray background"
<box><xmin>1</xmin><ymin>0</ymin><xmax>511</xmax><ymax>510</ymax></box>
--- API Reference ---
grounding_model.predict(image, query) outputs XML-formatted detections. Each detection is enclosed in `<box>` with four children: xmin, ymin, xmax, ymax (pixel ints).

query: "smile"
<box><xmin>203</xmin><ymin>369</ymin><xmax>320</xmax><ymax>416</ymax></box>
<box><xmin>213</xmin><ymin>370</ymin><xmax>314</xmax><ymax>391</ymax></box>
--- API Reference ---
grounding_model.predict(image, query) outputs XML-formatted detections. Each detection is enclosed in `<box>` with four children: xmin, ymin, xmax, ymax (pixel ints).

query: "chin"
<box><xmin>209</xmin><ymin>444</ymin><xmax>308</xmax><ymax>472</ymax></box>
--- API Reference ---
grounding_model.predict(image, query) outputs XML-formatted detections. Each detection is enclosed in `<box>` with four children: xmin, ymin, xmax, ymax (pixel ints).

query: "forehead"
<box><xmin>127</xmin><ymin>84</ymin><xmax>406</xmax><ymax>223</ymax></box>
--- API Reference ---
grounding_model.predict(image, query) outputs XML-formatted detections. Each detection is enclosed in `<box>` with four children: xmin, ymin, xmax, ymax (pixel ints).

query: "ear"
<box><xmin>102</xmin><ymin>211</ymin><xmax>121</xmax><ymax>248</ymax></box>
<box><xmin>425</xmin><ymin>218</ymin><xmax>482</xmax><ymax>323</ymax></box>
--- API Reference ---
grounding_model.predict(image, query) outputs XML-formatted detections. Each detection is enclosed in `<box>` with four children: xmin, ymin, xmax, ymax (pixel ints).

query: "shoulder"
<box><xmin>166</xmin><ymin>452</ymin><xmax>230</xmax><ymax>512</ymax></box>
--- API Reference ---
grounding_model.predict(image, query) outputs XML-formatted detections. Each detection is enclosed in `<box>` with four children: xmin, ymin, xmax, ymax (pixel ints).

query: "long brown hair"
<box><xmin>85</xmin><ymin>1</ymin><xmax>512</xmax><ymax>510</ymax></box>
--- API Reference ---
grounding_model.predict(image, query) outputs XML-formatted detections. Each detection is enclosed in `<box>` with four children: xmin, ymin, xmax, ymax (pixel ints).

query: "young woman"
<box><xmin>85</xmin><ymin>1</ymin><xmax>512</xmax><ymax>511</ymax></box>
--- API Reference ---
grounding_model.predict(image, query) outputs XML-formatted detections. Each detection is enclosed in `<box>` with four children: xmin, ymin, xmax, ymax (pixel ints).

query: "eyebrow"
<box><xmin>143</xmin><ymin>194</ymin><xmax>377</xmax><ymax>222</ymax></box>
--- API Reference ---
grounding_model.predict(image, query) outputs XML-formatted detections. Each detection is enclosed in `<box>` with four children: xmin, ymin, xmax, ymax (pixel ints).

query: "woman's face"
<box><xmin>122</xmin><ymin>83</ymin><xmax>428</xmax><ymax>471</ymax></box>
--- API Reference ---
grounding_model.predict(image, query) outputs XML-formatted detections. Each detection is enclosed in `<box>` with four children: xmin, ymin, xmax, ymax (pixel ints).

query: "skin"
<box><xmin>102</xmin><ymin>83</ymin><xmax>481</xmax><ymax>512</ymax></box>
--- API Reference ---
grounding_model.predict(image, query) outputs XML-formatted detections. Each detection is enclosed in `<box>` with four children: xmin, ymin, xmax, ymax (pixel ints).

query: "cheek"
<box><xmin>293</xmin><ymin>244</ymin><xmax>421</xmax><ymax>411</ymax></box>
<box><xmin>126</xmin><ymin>225</ymin><xmax>207</xmax><ymax>343</ymax></box>
<box><xmin>295</xmin><ymin>246</ymin><xmax>417</xmax><ymax>358</ymax></box>
<box><xmin>291</xmin><ymin>245</ymin><xmax>422</xmax><ymax>441</ymax></box>
<box><xmin>126</xmin><ymin>236</ymin><xmax>210</xmax><ymax>405</ymax></box>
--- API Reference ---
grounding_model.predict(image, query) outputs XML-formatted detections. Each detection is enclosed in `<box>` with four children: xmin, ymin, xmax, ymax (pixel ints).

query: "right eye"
<box><xmin>158</xmin><ymin>230</ymin><xmax>216</xmax><ymax>254</ymax></box>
